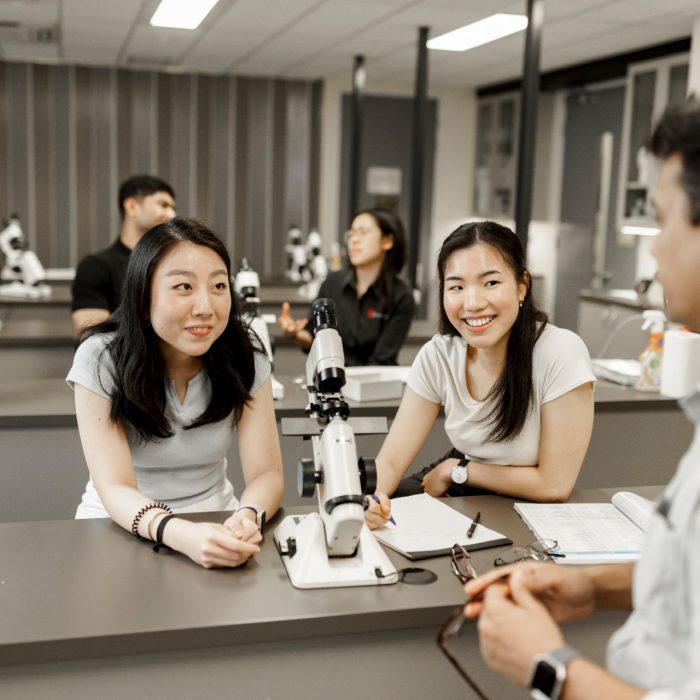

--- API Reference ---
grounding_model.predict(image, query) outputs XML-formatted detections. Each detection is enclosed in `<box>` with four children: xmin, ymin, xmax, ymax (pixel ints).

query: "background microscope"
<box><xmin>234</xmin><ymin>258</ymin><xmax>284</xmax><ymax>400</ymax></box>
<box><xmin>284</xmin><ymin>225</ymin><xmax>310</xmax><ymax>283</ymax></box>
<box><xmin>0</xmin><ymin>214</ymin><xmax>50</xmax><ymax>298</ymax></box>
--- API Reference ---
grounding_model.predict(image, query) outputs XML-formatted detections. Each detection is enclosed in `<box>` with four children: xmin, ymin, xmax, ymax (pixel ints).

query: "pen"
<box><xmin>467</xmin><ymin>511</ymin><xmax>481</xmax><ymax>539</ymax></box>
<box><xmin>371</xmin><ymin>494</ymin><xmax>397</xmax><ymax>525</ymax></box>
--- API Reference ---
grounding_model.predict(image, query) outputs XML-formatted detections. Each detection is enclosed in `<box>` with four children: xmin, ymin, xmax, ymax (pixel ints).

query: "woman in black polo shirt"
<box><xmin>278</xmin><ymin>207</ymin><xmax>415</xmax><ymax>365</ymax></box>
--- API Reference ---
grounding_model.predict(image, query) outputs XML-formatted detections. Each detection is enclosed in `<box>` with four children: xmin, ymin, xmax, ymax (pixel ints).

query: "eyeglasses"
<box><xmin>493</xmin><ymin>539</ymin><xmax>561</xmax><ymax>567</ymax></box>
<box><xmin>450</xmin><ymin>543</ymin><xmax>478</xmax><ymax>584</ymax></box>
<box><xmin>343</xmin><ymin>226</ymin><xmax>375</xmax><ymax>243</ymax></box>
<box><xmin>437</xmin><ymin>606</ymin><xmax>490</xmax><ymax>700</ymax></box>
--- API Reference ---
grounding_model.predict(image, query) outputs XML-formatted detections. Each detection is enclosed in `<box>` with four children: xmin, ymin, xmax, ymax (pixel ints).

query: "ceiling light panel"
<box><xmin>150</xmin><ymin>0</ymin><xmax>220</xmax><ymax>30</ymax></box>
<box><xmin>427</xmin><ymin>13</ymin><xmax>528</xmax><ymax>52</ymax></box>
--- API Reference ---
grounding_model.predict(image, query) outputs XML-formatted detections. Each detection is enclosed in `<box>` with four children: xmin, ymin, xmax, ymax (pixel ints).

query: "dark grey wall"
<box><xmin>0</xmin><ymin>61</ymin><xmax>322</xmax><ymax>276</ymax></box>
<box><xmin>556</xmin><ymin>85</ymin><xmax>634</xmax><ymax>329</ymax></box>
<box><xmin>338</xmin><ymin>94</ymin><xmax>437</xmax><ymax>311</ymax></box>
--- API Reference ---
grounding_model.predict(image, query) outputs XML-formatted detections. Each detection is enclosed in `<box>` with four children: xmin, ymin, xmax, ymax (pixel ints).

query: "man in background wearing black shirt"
<box><xmin>71</xmin><ymin>175</ymin><xmax>175</xmax><ymax>334</ymax></box>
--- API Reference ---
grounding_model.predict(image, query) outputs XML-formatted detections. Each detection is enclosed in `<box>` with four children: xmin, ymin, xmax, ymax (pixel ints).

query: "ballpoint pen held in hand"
<box><xmin>371</xmin><ymin>494</ymin><xmax>397</xmax><ymax>525</ymax></box>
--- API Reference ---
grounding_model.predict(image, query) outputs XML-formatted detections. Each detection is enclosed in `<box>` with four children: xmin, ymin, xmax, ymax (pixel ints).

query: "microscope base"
<box><xmin>273</xmin><ymin>513</ymin><xmax>399</xmax><ymax>589</ymax></box>
<box><xmin>0</xmin><ymin>281</ymin><xmax>51</xmax><ymax>298</ymax></box>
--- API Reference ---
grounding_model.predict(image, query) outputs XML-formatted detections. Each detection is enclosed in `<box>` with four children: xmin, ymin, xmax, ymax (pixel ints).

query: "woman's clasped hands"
<box><xmin>172</xmin><ymin>512</ymin><xmax>262</xmax><ymax>569</ymax></box>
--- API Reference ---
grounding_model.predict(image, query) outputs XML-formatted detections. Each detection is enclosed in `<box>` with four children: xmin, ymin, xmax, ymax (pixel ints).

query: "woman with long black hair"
<box><xmin>366</xmin><ymin>220</ymin><xmax>595</xmax><ymax>527</ymax></box>
<box><xmin>278</xmin><ymin>207</ymin><xmax>415</xmax><ymax>366</ymax></box>
<box><xmin>67</xmin><ymin>217</ymin><xmax>283</xmax><ymax>568</ymax></box>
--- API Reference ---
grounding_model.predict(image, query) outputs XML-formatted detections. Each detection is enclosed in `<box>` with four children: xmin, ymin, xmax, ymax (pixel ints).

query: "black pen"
<box><xmin>467</xmin><ymin>511</ymin><xmax>481</xmax><ymax>539</ymax></box>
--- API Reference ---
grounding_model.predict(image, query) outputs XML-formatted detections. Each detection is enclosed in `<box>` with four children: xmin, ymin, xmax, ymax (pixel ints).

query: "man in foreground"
<box><xmin>465</xmin><ymin>98</ymin><xmax>700</xmax><ymax>699</ymax></box>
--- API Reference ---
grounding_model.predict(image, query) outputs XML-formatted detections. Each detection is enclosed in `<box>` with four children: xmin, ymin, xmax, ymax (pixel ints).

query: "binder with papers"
<box><xmin>514</xmin><ymin>491</ymin><xmax>655</xmax><ymax>565</ymax></box>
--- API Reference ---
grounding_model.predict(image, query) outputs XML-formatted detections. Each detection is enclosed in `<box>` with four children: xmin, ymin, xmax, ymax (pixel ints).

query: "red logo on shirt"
<box><xmin>366</xmin><ymin>308</ymin><xmax>388</xmax><ymax>320</ymax></box>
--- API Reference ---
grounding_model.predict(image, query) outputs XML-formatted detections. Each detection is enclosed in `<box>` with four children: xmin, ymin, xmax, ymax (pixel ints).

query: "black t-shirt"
<box><xmin>71</xmin><ymin>239</ymin><xmax>131</xmax><ymax>313</ymax></box>
<box><xmin>308</xmin><ymin>270</ymin><xmax>415</xmax><ymax>366</ymax></box>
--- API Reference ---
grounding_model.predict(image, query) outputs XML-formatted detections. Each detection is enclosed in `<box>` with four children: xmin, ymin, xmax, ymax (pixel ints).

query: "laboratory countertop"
<box><xmin>579</xmin><ymin>289</ymin><xmax>664</xmax><ymax>311</ymax></box>
<box><xmin>0</xmin><ymin>284</ymin><xmax>72</xmax><ymax>305</ymax></box>
<box><xmin>0</xmin><ymin>485</ymin><xmax>661</xmax><ymax>667</ymax></box>
<box><xmin>0</xmin><ymin>317</ymin><xmax>75</xmax><ymax>346</ymax></box>
<box><xmin>0</xmin><ymin>374</ymin><xmax>682</xmax><ymax>429</ymax></box>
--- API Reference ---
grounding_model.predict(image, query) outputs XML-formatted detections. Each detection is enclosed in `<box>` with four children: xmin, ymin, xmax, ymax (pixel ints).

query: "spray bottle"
<box><xmin>635</xmin><ymin>310</ymin><xmax>666</xmax><ymax>392</ymax></box>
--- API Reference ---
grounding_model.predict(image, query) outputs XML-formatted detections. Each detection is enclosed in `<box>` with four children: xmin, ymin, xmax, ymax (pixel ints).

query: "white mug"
<box><xmin>660</xmin><ymin>330</ymin><xmax>700</xmax><ymax>398</ymax></box>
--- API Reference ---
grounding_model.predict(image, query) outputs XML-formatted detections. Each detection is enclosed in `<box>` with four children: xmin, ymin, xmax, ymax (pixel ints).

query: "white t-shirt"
<box><xmin>407</xmin><ymin>324</ymin><xmax>595</xmax><ymax>466</ymax></box>
<box><xmin>67</xmin><ymin>332</ymin><xmax>270</xmax><ymax>517</ymax></box>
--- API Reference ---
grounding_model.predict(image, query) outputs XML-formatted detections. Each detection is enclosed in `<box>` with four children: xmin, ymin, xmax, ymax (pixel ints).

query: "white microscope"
<box><xmin>234</xmin><ymin>258</ymin><xmax>284</xmax><ymax>400</ymax></box>
<box><xmin>305</xmin><ymin>230</ymin><xmax>327</xmax><ymax>281</ymax></box>
<box><xmin>284</xmin><ymin>225</ymin><xmax>310</xmax><ymax>283</ymax></box>
<box><xmin>273</xmin><ymin>298</ymin><xmax>398</xmax><ymax>588</ymax></box>
<box><xmin>298</xmin><ymin>229</ymin><xmax>328</xmax><ymax>300</ymax></box>
<box><xmin>0</xmin><ymin>215</ymin><xmax>50</xmax><ymax>298</ymax></box>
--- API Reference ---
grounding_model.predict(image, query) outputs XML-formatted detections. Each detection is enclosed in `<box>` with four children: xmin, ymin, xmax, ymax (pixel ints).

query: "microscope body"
<box><xmin>304</xmin><ymin>325</ymin><xmax>365</xmax><ymax>556</ymax></box>
<box><xmin>274</xmin><ymin>299</ymin><xmax>397</xmax><ymax>588</ymax></box>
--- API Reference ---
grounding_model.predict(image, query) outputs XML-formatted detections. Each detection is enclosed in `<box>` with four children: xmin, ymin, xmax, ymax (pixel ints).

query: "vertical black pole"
<box><xmin>514</xmin><ymin>0</ymin><xmax>544</xmax><ymax>252</ymax></box>
<box><xmin>409</xmin><ymin>26</ymin><xmax>429</xmax><ymax>291</ymax></box>
<box><xmin>349</xmin><ymin>55</ymin><xmax>365</xmax><ymax>219</ymax></box>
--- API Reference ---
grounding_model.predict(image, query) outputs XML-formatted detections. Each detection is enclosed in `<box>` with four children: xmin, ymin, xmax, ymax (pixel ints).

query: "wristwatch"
<box><xmin>529</xmin><ymin>645</ymin><xmax>579</xmax><ymax>700</ymax></box>
<box><xmin>450</xmin><ymin>457</ymin><xmax>469</xmax><ymax>485</ymax></box>
<box><xmin>235</xmin><ymin>504</ymin><xmax>266</xmax><ymax>531</ymax></box>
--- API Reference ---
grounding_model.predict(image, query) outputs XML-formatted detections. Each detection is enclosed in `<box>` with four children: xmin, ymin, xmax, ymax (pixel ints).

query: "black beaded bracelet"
<box><xmin>131</xmin><ymin>501</ymin><xmax>172</xmax><ymax>541</ymax></box>
<box><xmin>153</xmin><ymin>514</ymin><xmax>176</xmax><ymax>552</ymax></box>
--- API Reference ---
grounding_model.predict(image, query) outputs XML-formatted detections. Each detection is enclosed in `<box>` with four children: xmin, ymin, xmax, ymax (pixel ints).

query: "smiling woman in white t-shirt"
<box><xmin>365</xmin><ymin>220</ymin><xmax>595</xmax><ymax>529</ymax></box>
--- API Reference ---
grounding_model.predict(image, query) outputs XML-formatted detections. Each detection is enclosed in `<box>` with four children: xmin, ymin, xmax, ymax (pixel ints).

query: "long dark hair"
<box><xmin>83</xmin><ymin>217</ymin><xmax>260</xmax><ymax>442</ymax></box>
<box><xmin>437</xmin><ymin>221</ymin><xmax>548</xmax><ymax>443</ymax></box>
<box><xmin>350</xmin><ymin>207</ymin><xmax>407</xmax><ymax>305</ymax></box>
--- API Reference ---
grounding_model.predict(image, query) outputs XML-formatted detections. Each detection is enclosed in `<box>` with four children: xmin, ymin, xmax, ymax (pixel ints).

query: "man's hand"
<box><xmin>465</xmin><ymin>562</ymin><xmax>596</xmax><ymax>622</ymax></box>
<box><xmin>476</xmin><ymin>576</ymin><xmax>565</xmax><ymax>685</ymax></box>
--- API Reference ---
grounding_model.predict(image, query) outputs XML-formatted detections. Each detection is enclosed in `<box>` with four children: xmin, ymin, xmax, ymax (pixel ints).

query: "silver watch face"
<box><xmin>450</xmin><ymin>465</ymin><xmax>468</xmax><ymax>484</ymax></box>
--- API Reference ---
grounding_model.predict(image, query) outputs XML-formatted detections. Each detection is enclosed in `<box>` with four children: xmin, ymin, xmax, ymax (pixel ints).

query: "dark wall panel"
<box><xmin>6</xmin><ymin>64</ymin><xmax>32</xmax><ymax>242</ymax></box>
<box><xmin>0</xmin><ymin>60</ymin><xmax>320</xmax><ymax>273</ymax></box>
<box><xmin>52</xmin><ymin>66</ymin><xmax>75</xmax><ymax>268</ymax></box>
<box><xmin>32</xmin><ymin>64</ymin><xmax>51</xmax><ymax>264</ymax></box>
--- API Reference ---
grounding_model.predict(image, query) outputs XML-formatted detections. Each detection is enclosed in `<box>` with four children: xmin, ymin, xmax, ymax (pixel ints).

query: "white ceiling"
<box><xmin>0</xmin><ymin>0</ymin><xmax>697</xmax><ymax>87</ymax></box>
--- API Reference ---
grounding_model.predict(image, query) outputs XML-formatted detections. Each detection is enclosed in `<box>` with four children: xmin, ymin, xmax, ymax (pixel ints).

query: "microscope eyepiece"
<box><xmin>311</xmin><ymin>298</ymin><xmax>338</xmax><ymax>333</ymax></box>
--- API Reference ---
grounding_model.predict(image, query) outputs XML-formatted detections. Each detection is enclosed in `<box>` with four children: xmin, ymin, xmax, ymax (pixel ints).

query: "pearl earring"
<box><xmin>519</xmin><ymin>300</ymin><xmax>523</xmax><ymax>308</ymax></box>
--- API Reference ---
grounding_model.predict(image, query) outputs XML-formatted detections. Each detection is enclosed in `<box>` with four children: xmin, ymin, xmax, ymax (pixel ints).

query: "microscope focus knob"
<box><xmin>358</xmin><ymin>457</ymin><xmax>377</xmax><ymax>495</ymax></box>
<box><xmin>297</xmin><ymin>458</ymin><xmax>319</xmax><ymax>497</ymax></box>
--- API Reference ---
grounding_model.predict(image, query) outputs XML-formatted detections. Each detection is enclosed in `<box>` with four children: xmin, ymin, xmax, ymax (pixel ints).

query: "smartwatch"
<box><xmin>529</xmin><ymin>645</ymin><xmax>579</xmax><ymax>700</ymax></box>
<box><xmin>235</xmin><ymin>504</ymin><xmax>266</xmax><ymax>531</ymax></box>
<box><xmin>450</xmin><ymin>457</ymin><xmax>469</xmax><ymax>485</ymax></box>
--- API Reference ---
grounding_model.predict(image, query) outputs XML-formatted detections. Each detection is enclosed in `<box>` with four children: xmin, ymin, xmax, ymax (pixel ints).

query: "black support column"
<box><xmin>409</xmin><ymin>26</ymin><xmax>429</xmax><ymax>291</ymax></box>
<box><xmin>514</xmin><ymin>0</ymin><xmax>545</xmax><ymax>251</ymax></box>
<box><xmin>348</xmin><ymin>55</ymin><xmax>366</xmax><ymax>218</ymax></box>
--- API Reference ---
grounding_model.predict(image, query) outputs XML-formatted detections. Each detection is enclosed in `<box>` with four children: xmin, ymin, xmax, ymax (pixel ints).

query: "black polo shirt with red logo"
<box><xmin>308</xmin><ymin>270</ymin><xmax>415</xmax><ymax>366</ymax></box>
